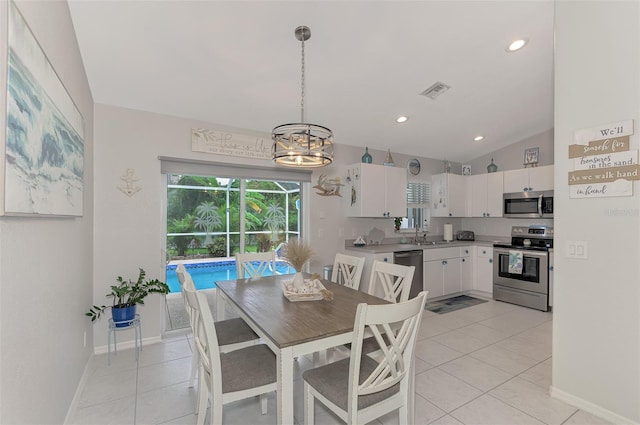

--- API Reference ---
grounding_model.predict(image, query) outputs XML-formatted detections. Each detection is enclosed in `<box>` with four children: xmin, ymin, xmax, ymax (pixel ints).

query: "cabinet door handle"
<box><xmin>462</xmin><ymin>258</ymin><xmax>466</xmax><ymax>262</ymax></box>
<box><xmin>482</xmin><ymin>250</ymin><xmax>486</xmax><ymax>254</ymax></box>
<box><xmin>383</xmin><ymin>257</ymin><xmax>388</xmax><ymax>262</ymax></box>
<box><xmin>489</xmin><ymin>259</ymin><xmax>493</xmax><ymax>263</ymax></box>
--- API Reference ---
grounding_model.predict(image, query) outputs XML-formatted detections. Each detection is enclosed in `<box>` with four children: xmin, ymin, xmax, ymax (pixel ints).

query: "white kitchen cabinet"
<box><xmin>424</xmin><ymin>246</ymin><xmax>470</xmax><ymax>298</ymax></box>
<box><xmin>431</xmin><ymin>173</ymin><xmax>467</xmax><ymax>217</ymax></box>
<box><xmin>467</xmin><ymin>172</ymin><xmax>504</xmax><ymax>217</ymax></box>
<box><xmin>503</xmin><ymin>165</ymin><xmax>554</xmax><ymax>193</ymax></box>
<box><xmin>473</xmin><ymin>246</ymin><xmax>494</xmax><ymax>294</ymax></box>
<box><xmin>344</xmin><ymin>163</ymin><xmax>407</xmax><ymax>218</ymax></box>
<box><xmin>460</xmin><ymin>247</ymin><xmax>473</xmax><ymax>292</ymax></box>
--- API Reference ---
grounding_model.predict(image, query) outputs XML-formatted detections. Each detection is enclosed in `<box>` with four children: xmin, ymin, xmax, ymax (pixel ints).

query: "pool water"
<box><xmin>166</xmin><ymin>260</ymin><xmax>293</xmax><ymax>292</ymax></box>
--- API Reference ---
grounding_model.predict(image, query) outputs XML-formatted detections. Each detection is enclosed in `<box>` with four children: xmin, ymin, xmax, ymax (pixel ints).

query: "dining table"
<box><xmin>215</xmin><ymin>273</ymin><xmax>390</xmax><ymax>425</ymax></box>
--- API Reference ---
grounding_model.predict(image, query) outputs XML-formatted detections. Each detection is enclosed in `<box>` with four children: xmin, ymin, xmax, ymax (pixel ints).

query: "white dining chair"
<box><xmin>235</xmin><ymin>251</ymin><xmax>277</xmax><ymax>278</ymax></box>
<box><xmin>331</xmin><ymin>253</ymin><xmax>366</xmax><ymax>290</ymax></box>
<box><xmin>188</xmin><ymin>289</ymin><xmax>277</xmax><ymax>425</ymax></box>
<box><xmin>303</xmin><ymin>291</ymin><xmax>428</xmax><ymax>425</ymax></box>
<box><xmin>368</xmin><ymin>260</ymin><xmax>415</xmax><ymax>303</ymax></box>
<box><xmin>176</xmin><ymin>264</ymin><xmax>259</xmax><ymax>390</ymax></box>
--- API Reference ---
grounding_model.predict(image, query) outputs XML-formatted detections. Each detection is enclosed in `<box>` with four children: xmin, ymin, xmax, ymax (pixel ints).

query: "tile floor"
<box><xmin>70</xmin><ymin>294</ymin><xmax>613</xmax><ymax>425</ymax></box>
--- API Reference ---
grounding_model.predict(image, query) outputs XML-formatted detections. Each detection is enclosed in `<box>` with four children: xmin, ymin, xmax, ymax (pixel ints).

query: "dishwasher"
<box><xmin>393</xmin><ymin>250</ymin><xmax>424</xmax><ymax>299</ymax></box>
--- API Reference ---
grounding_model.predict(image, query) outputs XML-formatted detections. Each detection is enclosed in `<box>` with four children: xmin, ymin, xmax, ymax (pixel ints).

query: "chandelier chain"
<box><xmin>300</xmin><ymin>37</ymin><xmax>305</xmax><ymax>123</ymax></box>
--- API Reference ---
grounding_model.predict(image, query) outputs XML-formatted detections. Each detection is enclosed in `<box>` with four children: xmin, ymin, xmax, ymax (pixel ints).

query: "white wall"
<box><xmin>552</xmin><ymin>2</ymin><xmax>640</xmax><ymax>423</ymax></box>
<box><xmin>92</xmin><ymin>105</ymin><xmax>465</xmax><ymax>346</ymax></box>
<box><xmin>467</xmin><ymin>128</ymin><xmax>554</xmax><ymax>174</ymax></box>
<box><xmin>0</xmin><ymin>1</ymin><xmax>94</xmax><ymax>423</ymax></box>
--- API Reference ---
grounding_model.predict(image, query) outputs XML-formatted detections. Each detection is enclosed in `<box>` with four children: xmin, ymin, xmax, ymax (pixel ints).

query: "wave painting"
<box><xmin>5</xmin><ymin>2</ymin><xmax>84</xmax><ymax>216</ymax></box>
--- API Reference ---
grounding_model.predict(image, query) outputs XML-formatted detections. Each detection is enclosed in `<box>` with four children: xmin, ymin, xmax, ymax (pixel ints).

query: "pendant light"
<box><xmin>272</xmin><ymin>26</ymin><xmax>334</xmax><ymax>167</ymax></box>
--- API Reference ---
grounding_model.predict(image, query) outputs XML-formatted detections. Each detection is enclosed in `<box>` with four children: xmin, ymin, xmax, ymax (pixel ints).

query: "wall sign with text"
<box><xmin>191</xmin><ymin>128</ymin><xmax>271</xmax><ymax>160</ymax></box>
<box><xmin>569</xmin><ymin>120</ymin><xmax>636</xmax><ymax>198</ymax></box>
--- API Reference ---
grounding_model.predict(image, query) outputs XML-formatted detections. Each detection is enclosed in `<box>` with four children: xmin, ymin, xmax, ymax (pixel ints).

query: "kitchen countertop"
<box><xmin>345</xmin><ymin>239</ymin><xmax>503</xmax><ymax>254</ymax></box>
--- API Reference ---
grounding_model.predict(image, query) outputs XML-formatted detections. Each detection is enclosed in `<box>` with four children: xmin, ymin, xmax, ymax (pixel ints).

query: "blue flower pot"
<box><xmin>112</xmin><ymin>305</ymin><xmax>136</xmax><ymax>327</ymax></box>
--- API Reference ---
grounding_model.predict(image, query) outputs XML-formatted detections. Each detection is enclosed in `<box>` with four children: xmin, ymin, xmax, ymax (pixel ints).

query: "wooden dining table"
<box><xmin>215</xmin><ymin>273</ymin><xmax>389</xmax><ymax>425</ymax></box>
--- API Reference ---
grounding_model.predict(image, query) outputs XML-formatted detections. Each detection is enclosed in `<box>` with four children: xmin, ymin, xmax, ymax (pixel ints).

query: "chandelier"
<box><xmin>272</xmin><ymin>26</ymin><xmax>334</xmax><ymax>167</ymax></box>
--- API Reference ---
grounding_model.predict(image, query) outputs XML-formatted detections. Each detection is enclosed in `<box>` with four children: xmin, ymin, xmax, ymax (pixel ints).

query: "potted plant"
<box><xmin>86</xmin><ymin>268</ymin><xmax>169</xmax><ymax>327</ymax></box>
<box><xmin>394</xmin><ymin>217</ymin><xmax>403</xmax><ymax>231</ymax></box>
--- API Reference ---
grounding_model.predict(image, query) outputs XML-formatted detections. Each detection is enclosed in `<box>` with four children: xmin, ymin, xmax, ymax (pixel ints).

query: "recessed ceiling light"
<box><xmin>474</xmin><ymin>136</ymin><xmax>484</xmax><ymax>142</ymax></box>
<box><xmin>507</xmin><ymin>38</ymin><xmax>528</xmax><ymax>52</ymax></box>
<box><xmin>396</xmin><ymin>116</ymin><xmax>408</xmax><ymax>123</ymax></box>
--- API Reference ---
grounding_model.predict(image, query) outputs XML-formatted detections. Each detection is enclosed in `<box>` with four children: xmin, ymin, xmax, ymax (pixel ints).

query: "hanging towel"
<box><xmin>508</xmin><ymin>250</ymin><xmax>523</xmax><ymax>274</ymax></box>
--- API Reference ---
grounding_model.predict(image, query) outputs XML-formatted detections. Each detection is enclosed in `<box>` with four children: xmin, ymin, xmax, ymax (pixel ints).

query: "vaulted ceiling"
<box><xmin>68</xmin><ymin>1</ymin><xmax>554</xmax><ymax>163</ymax></box>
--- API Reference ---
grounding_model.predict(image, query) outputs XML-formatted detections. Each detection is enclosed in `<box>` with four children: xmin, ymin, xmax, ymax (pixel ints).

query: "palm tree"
<box><xmin>263</xmin><ymin>202</ymin><xmax>286</xmax><ymax>242</ymax></box>
<box><xmin>195</xmin><ymin>201</ymin><xmax>222</xmax><ymax>245</ymax></box>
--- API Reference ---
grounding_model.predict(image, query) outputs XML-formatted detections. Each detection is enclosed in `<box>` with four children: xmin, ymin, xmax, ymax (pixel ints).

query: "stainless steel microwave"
<box><xmin>503</xmin><ymin>190</ymin><xmax>553</xmax><ymax>218</ymax></box>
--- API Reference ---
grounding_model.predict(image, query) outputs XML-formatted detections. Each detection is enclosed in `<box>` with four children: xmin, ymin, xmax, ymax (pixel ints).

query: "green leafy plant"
<box><xmin>86</xmin><ymin>268</ymin><xmax>169</xmax><ymax>322</ymax></box>
<box><xmin>394</xmin><ymin>217</ymin><xmax>403</xmax><ymax>230</ymax></box>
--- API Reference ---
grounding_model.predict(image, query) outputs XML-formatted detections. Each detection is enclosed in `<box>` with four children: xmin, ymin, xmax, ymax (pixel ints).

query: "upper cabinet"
<box><xmin>431</xmin><ymin>173</ymin><xmax>467</xmax><ymax>217</ymax></box>
<box><xmin>503</xmin><ymin>165</ymin><xmax>554</xmax><ymax>193</ymax></box>
<box><xmin>467</xmin><ymin>172</ymin><xmax>504</xmax><ymax>217</ymax></box>
<box><xmin>344</xmin><ymin>163</ymin><xmax>407</xmax><ymax>218</ymax></box>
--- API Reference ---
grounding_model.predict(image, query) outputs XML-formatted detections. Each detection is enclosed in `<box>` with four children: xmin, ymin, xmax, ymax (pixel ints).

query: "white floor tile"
<box><xmin>518</xmin><ymin>361</ymin><xmax>552</xmax><ymax>390</ymax></box>
<box><xmin>377</xmin><ymin>394</ymin><xmax>446</xmax><ymax>425</ymax></box>
<box><xmin>426</xmin><ymin>313</ymin><xmax>475</xmax><ymax>332</ymax></box>
<box><xmin>137</xmin><ymin>338</ymin><xmax>193</xmax><ymax>367</ymax></box>
<box><xmin>563</xmin><ymin>410</ymin><xmax>615</xmax><ymax>425</ymax></box>
<box><xmin>469</xmin><ymin>344</ymin><xmax>539</xmax><ymax>375</ymax></box>
<box><xmin>454</xmin><ymin>323</ymin><xmax>511</xmax><ymax>345</ymax></box>
<box><xmin>496</xmin><ymin>335</ymin><xmax>551</xmax><ymax>361</ymax></box>
<box><xmin>137</xmin><ymin>356</ymin><xmax>192</xmax><ymax>393</ymax></box>
<box><xmin>489</xmin><ymin>377</ymin><xmax>577</xmax><ymax>425</ymax></box>
<box><xmin>429</xmin><ymin>414</ymin><xmax>464</xmax><ymax>425</ymax></box>
<box><xmin>451</xmin><ymin>394</ymin><xmax>545</xmax><ymax>425</ymax></box>
<box><xmin>72</xmin><ymin>298</ymin><xmax>585</xmax><ymax>425</ymax></box>
<box><xmin>431</xmin><ymin>329</ymin><xmax>492</xmax><ymax>354</ymax></box>
<box><xmin>439</xmin><ymin>355</ymin><xmax>513</xmax><ymax>392</ymax></box>
<box><xmin>135</xmin><ymin>381</ymin><xmax>198</xmax><ymax>425</ymax></box>
<box><xmin>78</xmin><ymin>366</ymin><xmax>137</xmax><ymax>408</ymax></box>
<box><xmin>70</xmin><ymin>396</ymin><xmax>136</xmax><ymax>425</ymax></box>
<box><xmin>415</xmin><ymin>339</ymin><xmax>464</xmax><ymax>366</ymax></box>
<box><xmin>414</xmin><ymin>368</ymin><xmax>482</xmax><ymax>413</ymax></box>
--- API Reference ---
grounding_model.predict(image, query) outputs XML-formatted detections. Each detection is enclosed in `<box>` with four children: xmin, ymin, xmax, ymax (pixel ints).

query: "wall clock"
<box><xmin>408</xmin><ymin>159</ymin><xmax>421</xmax><ymax>176</ymax></box>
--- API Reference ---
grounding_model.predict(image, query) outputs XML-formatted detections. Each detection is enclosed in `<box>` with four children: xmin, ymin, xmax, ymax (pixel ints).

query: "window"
<box><xmin>166</xmin><ymin>174</ymin><xmax>302</xmax><ymax>260</ymax></box>
<box><xmin>401</xmin><ymin>182</ymin><xmax>430</xmax><ymax>231</ymax></box>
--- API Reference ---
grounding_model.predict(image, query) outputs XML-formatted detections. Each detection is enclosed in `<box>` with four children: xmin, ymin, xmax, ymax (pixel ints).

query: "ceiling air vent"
<box><xmin>420</xmin><ymin>82</ymin><xmax>451</xmax><ymax>100</ymax></box>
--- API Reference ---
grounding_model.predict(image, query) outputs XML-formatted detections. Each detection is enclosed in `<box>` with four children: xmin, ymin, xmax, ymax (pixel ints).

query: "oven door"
<box><xmin>493</xmin><ymin>248</ymin><xmax>549</xmax><ymax>294</ymax></box>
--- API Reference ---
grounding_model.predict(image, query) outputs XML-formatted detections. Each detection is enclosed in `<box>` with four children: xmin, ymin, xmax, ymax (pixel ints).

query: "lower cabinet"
<box><xmin>473</xmin><ymin>246</ymin><xmax>494</xmax><ymax>294</ymax></box>
<box><xmin>424</xmin><ymin>246</ymin><xmax>471</xmax><ymax>299</ymax></box>
<box><xmin>460</xmin><ymin>247</ymin><xmax>473</xmax><ymax>292</ymax></box>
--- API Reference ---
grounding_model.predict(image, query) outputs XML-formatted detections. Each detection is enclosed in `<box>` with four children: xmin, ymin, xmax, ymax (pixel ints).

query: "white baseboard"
<box><xmin>550</xmin><ymin>385</ymin><xmax>639</xmax><ymax>425</ymax></box>
<box><xmin>94</xmin><ymin>335</ymin><xmax>162</xmax><ymax>355</ymax></box>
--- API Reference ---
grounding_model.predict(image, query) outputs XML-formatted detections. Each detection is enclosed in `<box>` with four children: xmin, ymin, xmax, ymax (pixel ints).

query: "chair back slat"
<box><xmin>331</xmin><ymin>253</ymin><xmax>365</xmax><ymax>290</ymax></box>
<box><xmin>368</xmin><ymin>261</ymin><xmax>415</xmax><ymax>303</ymax></box>
<box><xmin>235</xmin><ymin>252</ymin><xmax>277</xmax><ymax>278</ymax></box>
<box><xmin>348</xmin><ymin>292</ymin><xmax>428</xmax><ymax>412</ymax></box>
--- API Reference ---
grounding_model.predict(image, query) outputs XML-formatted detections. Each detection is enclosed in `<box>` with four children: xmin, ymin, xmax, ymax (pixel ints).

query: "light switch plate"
<box><xmin>566</xmin><ymin>241</ymin><xmax>588</xmax><ymax>259</ymax></box>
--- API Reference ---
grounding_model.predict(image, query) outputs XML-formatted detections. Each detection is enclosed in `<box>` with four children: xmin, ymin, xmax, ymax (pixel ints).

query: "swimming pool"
<box><xmin>166</xmin><ymin>260</ymin><xmax>293</xmax><ymax>292</ymax></box>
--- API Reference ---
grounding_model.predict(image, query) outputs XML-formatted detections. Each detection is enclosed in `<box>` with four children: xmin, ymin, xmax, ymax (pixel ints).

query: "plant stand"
<box><xmin>108</xmin><ymin>314</ymin><xmax>142</xmax><ymax>365</ymax></box>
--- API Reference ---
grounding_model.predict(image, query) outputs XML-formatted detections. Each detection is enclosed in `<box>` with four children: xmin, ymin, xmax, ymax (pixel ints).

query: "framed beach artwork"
<box><xmin>2</xmin><ymin>1</ymin><xmax>84</xmax><ymax>216</ymax></box>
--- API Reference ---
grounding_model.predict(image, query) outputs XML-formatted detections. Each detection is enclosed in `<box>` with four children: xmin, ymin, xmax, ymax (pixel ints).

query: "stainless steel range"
<box><xmin>493</xmin><ymin>225</ymin><xmax>553</xmax><ymax>312</ymax></box>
